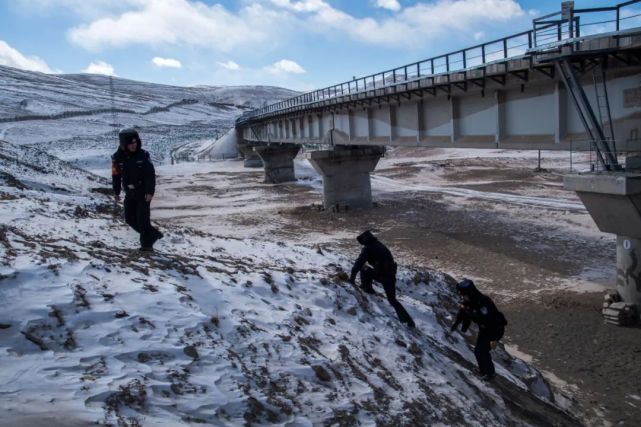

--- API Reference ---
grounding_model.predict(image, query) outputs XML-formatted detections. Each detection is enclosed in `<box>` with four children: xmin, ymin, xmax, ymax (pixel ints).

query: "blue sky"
<box><xmin>0</xmin><ymin>0</ymin><xmax>629</xmax><ymax>90</ymax></box>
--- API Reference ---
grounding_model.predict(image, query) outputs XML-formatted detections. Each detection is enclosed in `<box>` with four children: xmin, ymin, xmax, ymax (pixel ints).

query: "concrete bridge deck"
<box><xmin>238</xmin><ymin>28</ymin><xmax>641</xmax><ymax>152</ymax></box>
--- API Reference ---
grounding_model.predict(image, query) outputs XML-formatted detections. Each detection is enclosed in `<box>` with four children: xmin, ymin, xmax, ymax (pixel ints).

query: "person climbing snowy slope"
<box><xmin>350</xmin><ymin>230</ymin><xmax>416</xmax><ymax>328</ymax></box>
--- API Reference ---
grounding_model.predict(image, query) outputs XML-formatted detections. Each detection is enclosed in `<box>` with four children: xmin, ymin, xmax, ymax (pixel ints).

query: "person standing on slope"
<box><xmin>349</xmin><ymin>230</ymin><xmax>416</xmax><ymax>328</ymax></box>
<box><xmin>112</xmin><ymin>128</ymin><xmax>163</xmax><ymax>252</ymax></box>
<box><xmin>451</xmin><ymin>279</ymin><xmax>507</xmax><ymax>380</ymax></box>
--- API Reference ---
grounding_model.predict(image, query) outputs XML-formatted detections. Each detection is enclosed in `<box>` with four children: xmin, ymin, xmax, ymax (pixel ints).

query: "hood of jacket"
<box><xmin>356</xmin><ymin>230</ymin><xmax>377</xmax><ymax>246</ymax></box>
<box><xmin>119</xmin><ymin>128</ymin><xmax>142</xmax><ymax>152</ymax></box>
<box><xmin>456</xmin><ymin>279</ymin><xmax>483</xmax><ymax>302</ymax></box>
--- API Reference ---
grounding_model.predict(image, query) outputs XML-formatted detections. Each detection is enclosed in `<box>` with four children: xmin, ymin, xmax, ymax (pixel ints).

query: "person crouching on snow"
<box><xmin>111</xmin><ymin>128</ymin><xmax>163</xmax><ymax>252</ymax></box>
<box><xmin>450</xmin><ymin>279</ymin><xmax>507</xmax><ymax>380</ymax></box>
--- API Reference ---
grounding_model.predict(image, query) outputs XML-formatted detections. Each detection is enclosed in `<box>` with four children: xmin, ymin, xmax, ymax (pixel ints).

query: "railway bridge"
<box><xmin>235</xmin><ymin>1</ymin><xmax>641</xmax><ymax>312</ymax></box>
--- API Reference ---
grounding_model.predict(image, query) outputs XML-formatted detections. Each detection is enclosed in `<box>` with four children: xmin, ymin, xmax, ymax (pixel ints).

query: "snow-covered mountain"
<box><xmin>0</xmin><ymin>65</ymin><xmax>298</xmax><ymax>168</ymax></box>
<box><xmin>0</xmin><ymin>140</ymin><xmax>581</xmax><ymax>426</ymax></box>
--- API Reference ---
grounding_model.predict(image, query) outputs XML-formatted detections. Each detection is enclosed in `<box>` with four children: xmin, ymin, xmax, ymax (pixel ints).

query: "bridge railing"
<box><xmin>533</xmin><ymin>0</ymin><xmax>641</xmax><ymax>48</ymax></box>
<box><xmin>237</xmin><ymin>0</ymin><xmax>641</xmax><ymax>124</ymax></box>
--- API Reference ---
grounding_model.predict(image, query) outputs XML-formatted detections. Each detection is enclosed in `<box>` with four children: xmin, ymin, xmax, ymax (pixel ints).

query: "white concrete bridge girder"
<box><xmin>241</xmin><ymin>73</ymin><xmax>641</xmax><ymax>151</ymax></box>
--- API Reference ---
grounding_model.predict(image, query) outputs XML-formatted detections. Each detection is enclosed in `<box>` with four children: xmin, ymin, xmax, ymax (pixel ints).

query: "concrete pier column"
<box><xmin>307</xmin><ymin>146</ymin><xmax>384</xmax><ymax>210</ymax></box>
<box><xmin>237</xmin><ymin>143</ymin><xmax>263</xmax><ymax>168</ymax></box>
<box><xmin>617</xmin><ymin>236</ymin><xmax>641</xmax><ymax>309</ymax></box>
<box><xmin>253</xmin><ymin>144</ymin><xmax>300</xmax><ymax>183</ymax></box>
<box><xmin>565</xmin><ymin>173</ymin><xmax>641</xmax><ymax>319</ymax></box>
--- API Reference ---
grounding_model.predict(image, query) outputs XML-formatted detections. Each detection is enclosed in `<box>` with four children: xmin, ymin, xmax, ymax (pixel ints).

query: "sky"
<box><xmin>0</xmin><ymin>0</ymin><xmax>635</xmax><ymax>91</ymax></box>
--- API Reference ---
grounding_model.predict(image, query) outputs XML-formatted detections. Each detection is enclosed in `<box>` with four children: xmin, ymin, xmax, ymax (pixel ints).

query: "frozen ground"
<box><xmin>1</xmin><ymin>62</ymin><xmax>637</xmax><ymax>426</ymax></box>
<box><xmin>0</xmin><ymin>141</ymin><xmax>583</xmax><ymax>426</ymax></box>
<box><xmin>146</xmin><ymin>147</ymin><xmax>638</xmax><ymax>426</ymax></box>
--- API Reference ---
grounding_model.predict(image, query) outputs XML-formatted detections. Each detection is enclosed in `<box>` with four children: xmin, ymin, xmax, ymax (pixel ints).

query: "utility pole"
<box><xmin>109</xmin><ymin>75</ymin><xmax>118</xmax><ymax>140</ymax></box>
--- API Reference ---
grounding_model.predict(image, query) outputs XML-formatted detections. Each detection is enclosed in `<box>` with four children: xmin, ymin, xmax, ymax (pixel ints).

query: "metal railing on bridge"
<box><xmin>237</xmin><ymin>0</ymin><xmax>641</xmax><ymax>124</ymax></box>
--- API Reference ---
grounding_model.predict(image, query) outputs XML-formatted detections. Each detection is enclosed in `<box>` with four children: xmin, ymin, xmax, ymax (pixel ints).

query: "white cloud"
<box><xmin>152</xmin><ymin>57</ymin><xmax>182</xmax><ymax>68</ymax></box>
<box><xmin>272</xmin><ymin>0</ymin><xmax>525</xmax><ymax>47</ymax></box>
<box><xmin>217</xmin><ymin>60</ymin><xmax>240</xmax><ymax>70</ymax></box>
<box><xmin>473</xmin><ymin>31</ymin><xmax>485</xmax><ymax>40</ymax></box>
<box><xmin>82</xmin><ymin>60</ymin><xmax>116</xmax><ymax>75</ymax></box>
<box><xmin>60</xmin><ymin>0</ymin><xmax>525</xmax><ymax>53</ymax></box>
<box><xmin>375</xmin><ymin>0</ymin><xmax>401</xmax><ymax>12</ymax></box>
<box><xmin>269</xmin><ymin>0</ymin><xmax>326</xmax><ymax>13</ymax></box>
<box><xmin>67</xmin><ymin>0</ymin><xmax>284</xmax><ymax>52</ymax></box>
<box><xmin>0</xmin><ymin>40</ymin><xmax>57</xmax><ymax>73</ymax></box>
<box><xmin>265</xmin><ymin>59</ymin><xmax>306</xmax><ymax>74</ymax></box>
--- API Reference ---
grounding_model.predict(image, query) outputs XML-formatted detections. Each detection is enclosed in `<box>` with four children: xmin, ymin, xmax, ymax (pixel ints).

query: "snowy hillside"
<box><xmin>0</xmin><ymin>140</ymin><xmax>581</xmax><ymax>426</ymax></box>
<box><xmin>0</xmin><ymin>65</ymin><xmax>298</xmax><ymax>167</ymax></box>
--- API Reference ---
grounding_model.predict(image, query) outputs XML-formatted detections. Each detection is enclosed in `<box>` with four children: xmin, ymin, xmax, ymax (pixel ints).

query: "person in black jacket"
<box><xmin>451</xmin><ymin>279</ymin><xmax>507</xmax><ymax>379</ymax></box>
<box><xmin>349</xmin><ymin>231</ymin><xmax>415</xmax><ymax>328</ymax></box>
<box><xmin>112</xmin><ymin>128</ymin><xmax>162</xmax><ymax>252</ymax></box>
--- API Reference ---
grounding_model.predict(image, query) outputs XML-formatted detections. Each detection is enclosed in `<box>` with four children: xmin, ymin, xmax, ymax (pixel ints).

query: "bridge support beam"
<box><xmin>307</xmin><ymin>146</ymin><xmax>384</xmax><ymax>210</ymax></box>
<box><xmin>565</xmin><ymin>173</ymin><xmax>641</xmax><ymax>321</ymax></box>
<box><xmin>253</xmin><ymin>144</ymin><xmax>300</xmax><ymax>183</ymax></box>
<box><xmin>237</xmin><ymin>143</ymin><xmax>263</xmax><ymax>168</ymax></box>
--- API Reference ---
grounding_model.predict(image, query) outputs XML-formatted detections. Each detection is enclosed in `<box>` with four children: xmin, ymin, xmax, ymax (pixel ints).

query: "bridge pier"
<box><xmin>565</xmin><ymin>174</ymin><xmax>641</xmax><ymax>321</ymax></box>
<box><xmin>237</xmin><ymin>143</ymin><xmax>263</xmax><ymax>168</ymax></box>
<box><xmin>307</xmin><ymin>146</ymin><xmax>384</xmax><ymax>210</ymax></box>
<box><xmin>617</xmin><ymin>236</ymin><xmax>641</xmax><ymax>309</ymax></box>
<box><xmin>253</xmin><ymin>144</ymin><xmax>300</xmax><ymax>183</ymax></box>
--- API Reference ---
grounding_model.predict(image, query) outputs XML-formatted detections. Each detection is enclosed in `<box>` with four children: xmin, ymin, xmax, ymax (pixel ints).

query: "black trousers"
<box><xmin>474</xmin><ymin>326</ymin><xmax>504</xmax><ymax>376</ymax></box>
<box><xmin>124</xmin><ymin>195</ymin><xmax>160</xmax><ymax>248</ymax></box>
<box><xmin>361</xmin><ymin>266</ymin><xmax>415</xmax><ymax>327</ymax></box>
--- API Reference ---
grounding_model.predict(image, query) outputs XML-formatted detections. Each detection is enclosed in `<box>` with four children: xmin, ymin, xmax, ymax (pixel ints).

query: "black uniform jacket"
<box><xmin>350</xmin><ymin>231</ymin><xmax>396</xmax><ymax>282</ymax></box>
<box><xmin>112</xmin><ymin>148</ymin><xmax>155</xmax><ymax>199</ymax></box>
<box><xmin>451</xmin><ymin>285</ymin><xmax>507</xmax><ymax>335</ymax></box>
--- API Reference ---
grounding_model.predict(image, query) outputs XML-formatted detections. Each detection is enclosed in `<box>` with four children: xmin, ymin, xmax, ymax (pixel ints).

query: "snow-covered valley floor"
<box><xmin>151</xmin><ymin>148</ymin><xmax>639</xmax><ymax>427</ymax></box>
<box><xmin>0</xmin><ymin>142</ymin><xmax>584</xmax><ymax>426</ymax></box>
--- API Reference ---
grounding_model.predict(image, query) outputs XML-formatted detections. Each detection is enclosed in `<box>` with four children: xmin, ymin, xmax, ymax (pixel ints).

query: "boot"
<box><xmin>150</xmin><ymin>229</ymin><xmax>163</xmax><ymax>247</ymax></box>
<box><xmin>360</xmin><ymin>285</ymin><xmax>375</xmax><ymax>294</ymax></box>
